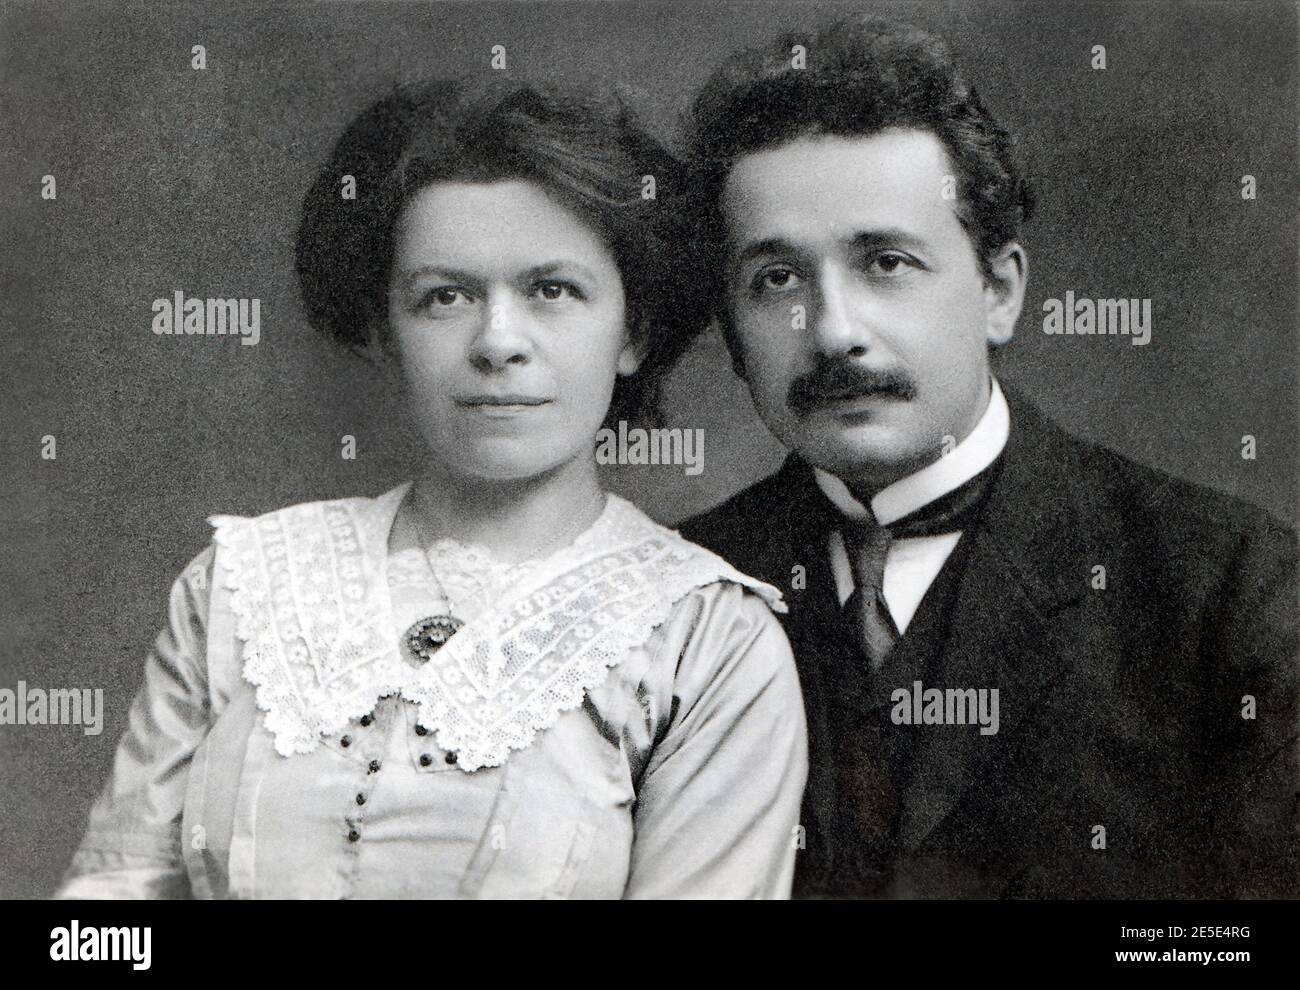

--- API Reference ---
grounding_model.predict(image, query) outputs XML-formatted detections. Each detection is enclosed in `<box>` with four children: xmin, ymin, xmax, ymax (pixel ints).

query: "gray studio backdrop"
<box><xmin>2</xmin><ymin>0</ymin><xmax>1296</xmax><ymax>897</ymax></box>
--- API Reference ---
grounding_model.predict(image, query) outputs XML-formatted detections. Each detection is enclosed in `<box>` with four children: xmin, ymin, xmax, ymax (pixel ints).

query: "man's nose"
<box><xmin>809</xmin><ymin>264</ymin><xmax>874</xmax><ymax>358</ymax></box>
<box><xmin>469</xmin><ymin>293</ymin><xmax>533</xmax><ymax>370</ymax></box>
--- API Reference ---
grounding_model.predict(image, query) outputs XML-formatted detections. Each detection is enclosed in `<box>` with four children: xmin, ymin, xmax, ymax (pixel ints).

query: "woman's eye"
<box><xmin>533</xmin><ymin>280</ymin><xmax>584</xmax><ymax>302</ymax></box>
<box><xmin>751</xmin><ymin>267</ymin><xmax>804</xmax><ymax>294</ymax></box>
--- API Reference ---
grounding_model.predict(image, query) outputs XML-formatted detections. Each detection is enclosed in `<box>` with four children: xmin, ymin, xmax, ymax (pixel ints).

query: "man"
<box><xmin>679</xmin><ymin>16</ymin><xmax>1298</xmax><ymax>898</ymax></box>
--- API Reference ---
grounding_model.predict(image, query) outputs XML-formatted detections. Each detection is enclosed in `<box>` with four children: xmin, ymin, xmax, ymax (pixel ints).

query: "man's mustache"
<box><xmin>787</xmin><ymin>360</ymin><xmax>918</xmax><ymax>415</ymax></box>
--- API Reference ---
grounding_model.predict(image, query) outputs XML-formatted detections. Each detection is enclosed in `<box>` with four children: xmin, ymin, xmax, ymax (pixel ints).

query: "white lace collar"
<box><xmin>210</xmin><ymin>482</ymin><xmax>784</xmax><ymax>771</ymax></box>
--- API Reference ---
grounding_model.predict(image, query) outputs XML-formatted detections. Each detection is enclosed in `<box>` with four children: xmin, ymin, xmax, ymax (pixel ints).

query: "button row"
<box><xmin>353</xmin><ymin>747</ymin><xmax>456</xmax><ymax>768</ymax></box>
<box><xmin>345</xmin><ymin>716</ymin><xmax>437</xmax><ymax>739</ymax></box>
<box><xmin>339</xmin><ymin>721</ymin><xmax>458</xmax><ymax>766</ymax></box>
<box><xmin>346</xmin><ymin>752</ymin><xmax>456</xmax><ymax>847</ymax></box>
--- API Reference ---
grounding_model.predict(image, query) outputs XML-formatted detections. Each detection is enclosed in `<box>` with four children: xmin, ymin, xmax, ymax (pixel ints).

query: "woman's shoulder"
<box><xmin>191</xmin><ymin>484</ymin><xmax>411</xmax><ymax>666</ymax></box>
<box><xmin>199</xmin><ymin>483</ymin><xmax>412</xmax><ymax>603</ymax></box>
<box><xmin>589</xmin><ymin>496</ymin><xmax>798</xmax><ymax>702</ymax></box>
<box><xmin>599</xmin><ymin>493</ymin><xmax>787</xmax><ymax>617</ymax></box>
<box><xmin>607</xmin><ymin>504</ymin><xmax>801</xmax><ymax>742</ymax></box>
<box><xmin>206</xmin><ymin>482</ymin><xmax>410</xmax><ymax>545</ymax></box>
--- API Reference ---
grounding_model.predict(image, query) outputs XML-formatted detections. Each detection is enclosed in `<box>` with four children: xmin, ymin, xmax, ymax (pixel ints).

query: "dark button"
<box><xmin>340</xmin><ymin>735</ymin><xmax>352</xmax><ymax>748</ymax></box>
<box><xmin>359</xmin><ymin>714</ymin><xmax>373</xmax><ymax>727</ymax></box>
<box><xmin>367</xmin><ymin>760</ymin><xmax>381</xmax><ymax>774</ymax></box>
<box><xmin>414</xmin><ymin>724</ymin><xmax>428</xmax><ymax>736</ymax></box>
<box><xmin>418</xmin><ymin>753</ymin><xmax>433</xmax><ymax>767</ymax></box>
<box><xmin>355</xmin><ymin>793</ymin><xmax>366</xmax><ymax>806</ymax></box>
<box><xmin>347</xmin><ymin>829</ymin><xmax>360</xmax><ymax>843</ymax></box>
<box><xmin>444</xmin><ymin>752</ymin><xmax>458</xmax><ymax>765</ymax></box>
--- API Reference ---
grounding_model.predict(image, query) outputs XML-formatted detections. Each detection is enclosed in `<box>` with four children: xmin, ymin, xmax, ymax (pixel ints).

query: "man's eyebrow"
<box><xmin>731</xmin><ymin>237</ymin><xmax>799</xmax><ymax>269</ymax></box>
<box><xmin>848</xmin><ymin>228</ymin><xmax>933</xmax><ymax>252</ymax></box>
<box><xmin>729</xmin><ymin>228</ymin><xmax>933</xmax><ymax>271</ymax></box>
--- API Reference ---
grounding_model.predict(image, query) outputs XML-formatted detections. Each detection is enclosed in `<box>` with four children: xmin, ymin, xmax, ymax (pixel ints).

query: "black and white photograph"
<box><xmin>2</xmin><ymin>0</ymin><xmax>1297</xmax><ymax>972</ymax></box>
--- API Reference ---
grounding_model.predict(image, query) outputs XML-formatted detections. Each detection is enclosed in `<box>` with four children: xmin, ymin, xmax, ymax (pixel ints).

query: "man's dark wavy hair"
<box><xmin>688</xmin><ymin>15</ymin><xmax>1035</xmax><ymax>320</ymax></box>
<box><xmin>296</xmin><ymin>77</ymin><xmax>710</xmax><ymax>427</ymax></box>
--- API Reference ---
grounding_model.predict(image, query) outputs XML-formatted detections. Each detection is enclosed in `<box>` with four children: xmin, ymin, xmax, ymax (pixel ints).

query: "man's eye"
<box><xmin>867</xmin><ymin>252</ymin><xmax>919</xmax><ymax>276</ymax></box>
<box><xmin>419</xmin><ymin>286</ymin><xmax>473</xmax><ymax>308</ymax></box>
<box><xmin>750</xmin><ymin>267</ymin><xmax>804</xmax><ymax>294</ymax></box>
<box><xmin>533</xmin><ymin>280</ymin><xmax>585</xmax><ymax>302</ymax></box>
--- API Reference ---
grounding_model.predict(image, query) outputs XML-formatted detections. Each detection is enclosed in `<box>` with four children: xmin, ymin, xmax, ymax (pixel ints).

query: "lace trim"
<box><xmin>211</xmin><ymin>485</ymin><xmax>784</xmax><ymax>772</ymax></box>
<box><xmin>211</xmin><ymin>497</ymin><xmax>409</xmax><ymax>757</ymax></box>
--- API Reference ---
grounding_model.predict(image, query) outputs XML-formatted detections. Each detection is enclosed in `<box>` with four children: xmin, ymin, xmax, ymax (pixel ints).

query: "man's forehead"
<box><xmin>720</xmin><ymin>128</ymin><xmax>958</xmax><ymax>248</ymax></box>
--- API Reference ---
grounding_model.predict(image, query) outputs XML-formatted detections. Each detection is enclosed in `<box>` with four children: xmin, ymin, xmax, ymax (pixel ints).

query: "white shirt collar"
<box><xmin>814</xmin><ymin>378</ymin><xmax>1010</xmax><ymax>526</ymax></box>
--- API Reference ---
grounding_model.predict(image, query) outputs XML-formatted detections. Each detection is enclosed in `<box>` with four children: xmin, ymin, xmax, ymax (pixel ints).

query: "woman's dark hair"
<box><xmin>296</xmin><ymin>77</ymin><xmax>709</xmax><ymax>427</ymax></box>
<box><xmin>688</xmin><ymin>16</ymin><xmax>1035</xmax><ymax>310</ymax></box>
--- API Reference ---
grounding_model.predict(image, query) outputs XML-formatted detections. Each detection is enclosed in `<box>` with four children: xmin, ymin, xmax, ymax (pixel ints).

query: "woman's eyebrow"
<box><xmin>394</xmin><ymin>265</ymin><xmax>479</xmax><ymax>292</ymax></box>
<box><xmin>395</xmin><ymin>261</ymin><xmax>598</xmax><ymax>291</ymax></box>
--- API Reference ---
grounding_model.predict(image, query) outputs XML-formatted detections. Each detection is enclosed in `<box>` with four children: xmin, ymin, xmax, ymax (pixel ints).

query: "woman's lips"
<box><xmin>454</xmin><ymin>395</ymin><xmax>553</xmax><ymax>416</ymax></box>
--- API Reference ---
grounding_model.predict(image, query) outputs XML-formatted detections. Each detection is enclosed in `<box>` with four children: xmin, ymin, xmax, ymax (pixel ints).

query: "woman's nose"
<box><xmin>469</xmin><ymin>295</ymin><xmax>533</xmax><ymax>370</ymax></box>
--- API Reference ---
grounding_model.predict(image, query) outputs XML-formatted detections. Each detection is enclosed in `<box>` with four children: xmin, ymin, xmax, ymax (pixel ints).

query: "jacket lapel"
<box><xmin>895</xmin><ymin>391</ymin><xmax>1093</xmax><ymax>854</ymax></box>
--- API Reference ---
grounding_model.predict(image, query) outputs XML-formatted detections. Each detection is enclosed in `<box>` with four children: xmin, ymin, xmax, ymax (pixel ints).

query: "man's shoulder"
<box><xmin>678</xmin><ymin>463</ymin><xmax>804</xmax><ymax>562</ymax></box>
<box><xmin>682</xmin><ymin>465</ymin><xmax>799</xmax><ymax>528</ymax></box>
<box><xmin>1011</xmin><ymin>391</ymin><xmax>1295</xmax><ymax>556</ymax></box>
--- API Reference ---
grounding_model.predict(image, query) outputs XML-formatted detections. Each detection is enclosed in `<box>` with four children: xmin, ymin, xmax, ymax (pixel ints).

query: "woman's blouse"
<box><xmin>57</xmin><ymin>482</ymin><xmax>808</xmax><ymax>898</ymax></box>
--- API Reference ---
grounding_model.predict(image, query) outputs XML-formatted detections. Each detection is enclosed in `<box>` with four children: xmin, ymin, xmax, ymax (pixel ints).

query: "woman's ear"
<box><xmin>359</xmin><ymin>323</ymin><xmax>403</xmax><ymax>388</ymax></box>
<box><xmin>617</xmin><ymin>321</ymin><xmax>649</xmax><ymax>376</ymax></box>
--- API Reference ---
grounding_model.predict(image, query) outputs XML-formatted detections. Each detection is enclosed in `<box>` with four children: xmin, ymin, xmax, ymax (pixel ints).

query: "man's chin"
<box><xmin>788</xmin><ymin>425</ymin><xmax>932</xmax><ymax>488</ymax></box>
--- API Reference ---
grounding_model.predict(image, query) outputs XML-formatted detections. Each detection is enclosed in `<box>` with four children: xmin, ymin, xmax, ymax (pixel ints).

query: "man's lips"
<box><xmin>792</xmin><ymin>386</ymin><xmax>909</xmax><ymax>414</ymax></box>
<box><xmin>821</xmin><ymin>387</ymin><xmax>892</xmax><ymax>402</ymax></box>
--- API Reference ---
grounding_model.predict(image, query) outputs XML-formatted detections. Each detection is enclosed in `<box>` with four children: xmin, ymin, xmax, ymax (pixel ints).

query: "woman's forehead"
<box><xmin>393</xmin><ymin>179</ymin><xmax>620</xmax><ymax>276</ymax></box>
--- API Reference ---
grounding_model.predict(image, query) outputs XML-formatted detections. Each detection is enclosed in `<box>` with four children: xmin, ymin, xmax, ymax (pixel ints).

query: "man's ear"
<box><xmin>983</xmin><ymin>242</ymin><xmax>1028</xmax><ymax>347</ymax></box>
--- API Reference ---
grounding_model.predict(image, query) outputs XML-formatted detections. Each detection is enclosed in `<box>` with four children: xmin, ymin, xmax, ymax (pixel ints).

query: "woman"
<box><xmin>57</xmin><ymin>78</ymin><xmax>808</xmax><ymax>898</ymax></box>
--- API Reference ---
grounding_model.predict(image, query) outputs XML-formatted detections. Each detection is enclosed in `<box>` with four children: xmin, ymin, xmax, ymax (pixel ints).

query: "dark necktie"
<box><xmin>829</xmin><ymin>462</ymin><xmax>999</xmax><ymax>894</ymax></box>
<box><xmin>839</xmin><ymin>464</ymin><xmax>998</xmax><ymax>670</ymax></box>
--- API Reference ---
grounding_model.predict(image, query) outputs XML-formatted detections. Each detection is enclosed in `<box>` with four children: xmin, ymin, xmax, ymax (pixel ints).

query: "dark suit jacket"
<box><xmin>680</xmin><ymin>387</ymin><xmax>1299</xmax><ymax>898</ymax></box>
